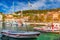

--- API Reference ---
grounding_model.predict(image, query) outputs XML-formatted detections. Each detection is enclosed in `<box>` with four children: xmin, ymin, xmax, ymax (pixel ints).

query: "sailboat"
<box><xmin>1</xmin><ymin>1</ymin><xmax>40</xmax><ymax>40</ymax></box>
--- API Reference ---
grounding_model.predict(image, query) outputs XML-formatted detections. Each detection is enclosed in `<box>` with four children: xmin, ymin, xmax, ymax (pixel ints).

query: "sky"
<box><xmin>0</xmin><ymin>0</ymin><xmax>60</xmax><ymax>14</ymax></box>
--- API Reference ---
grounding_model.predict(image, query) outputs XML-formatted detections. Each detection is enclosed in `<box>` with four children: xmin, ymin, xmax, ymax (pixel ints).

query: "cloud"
<box><xmin>8</xmin><ymin>0</ymin><xmax>46</xmax><ymax>13</ymax></box>
<box><xmin>5</xmin><ymin>2</ymin><xmax>24</xmax><ymax>13</ymax></box>
<box><xmin>0</xmin><ymin>3</ymin><xmax>9</xmax><ymax>9</ymax></box>
<box><xmin>30</xmin><ymin>0</ymin><xmax>46</xmax><ymax>9</ymax></box>
<box><xmin>55</xmin><ymin>0</ymin><xmax>60</xmax><ymax>2</ymax></box>
<box><xmin>47</xmin><ymin>0</ymin><xmax>60</xmax><ymax>2</ymax></box>
<box><xmin>0</xmin><ymin>3</ymin><xmax>9</xmax><ymax>12</ymax></box>
<box><xmin>21</xmin><ymin>0</ymin><xmax>46</xmax><ymax>10</ymax></box>
<box><xmin>6</xmin><ymin>2</ymin><xmax>29</xmax><ymax>13</ymax></box>
<box><xmin>1</xmin><ymin>0</ymin><xmax>60</xmax><ymax>14</ymax></box>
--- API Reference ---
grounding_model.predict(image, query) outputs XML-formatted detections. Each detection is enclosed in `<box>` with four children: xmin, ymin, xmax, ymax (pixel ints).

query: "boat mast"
<box><xmin>12</xmin><ymin>1</ymin><xmax>18</xmax><ymax>31</ymax></box>
<box><xmin>12</xmin><ymin>1</ymin><xmax>14</xmax><ymax>31</ymax></box>
<box><xmin>26</xmin><ymin>0</ymin><xmax>32</xmax><ymax>31</ymax></box>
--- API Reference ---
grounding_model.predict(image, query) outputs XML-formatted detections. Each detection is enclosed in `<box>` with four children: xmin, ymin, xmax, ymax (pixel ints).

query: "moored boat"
<box><xmin>1</xmin><ymin>30</ymin><xmax>40</xmax><ymax>40</ymax></box>
<box><xmin>34</xmin><ymin>23</ymin><xmax>60</xmax><ymax>34</ymax></box>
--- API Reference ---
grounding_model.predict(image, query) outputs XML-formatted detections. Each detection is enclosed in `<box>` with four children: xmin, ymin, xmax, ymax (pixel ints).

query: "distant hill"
<box><xmin>15</xmin><ymin>8</ymin><xmax>60</xmax><ymax>14</ymax></box>
<box><xmin>0</xmin><ymin>8</ymin><xmax>60</xmax><ymax>14</ymax></box>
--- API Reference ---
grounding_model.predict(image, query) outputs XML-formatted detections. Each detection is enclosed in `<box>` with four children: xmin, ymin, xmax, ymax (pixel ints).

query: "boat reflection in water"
<box><xmin>1</xmin><ymin>21</ymin><xmax>40</xmax><ymax>40</ymax></box>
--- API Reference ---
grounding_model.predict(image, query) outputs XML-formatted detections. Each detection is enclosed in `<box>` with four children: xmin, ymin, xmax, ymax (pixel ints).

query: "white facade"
<box><xmin>0</xmin><ymin>14</ymin><xmax>2</xmax><ymax>20</ymax></box>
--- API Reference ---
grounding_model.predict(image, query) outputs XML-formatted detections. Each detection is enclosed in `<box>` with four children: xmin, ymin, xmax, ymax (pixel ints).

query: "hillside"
<box><xmin>15</xmin><ymin>8</ymin><xmax>60</xmax><ymax>14</ymax></box>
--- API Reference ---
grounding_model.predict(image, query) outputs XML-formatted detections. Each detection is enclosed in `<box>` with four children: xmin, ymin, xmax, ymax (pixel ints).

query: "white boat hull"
<box><xmin>1</xmin><ymin>30</ymin><xmax>40</xmax><ymax>38</ymax></box>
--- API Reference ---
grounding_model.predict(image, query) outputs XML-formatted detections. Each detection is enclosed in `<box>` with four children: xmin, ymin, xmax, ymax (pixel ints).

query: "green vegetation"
<box><xmin>15</xmin><ymin>8</ymin><xmax>60</xmax><ymax>14</ymax></box>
